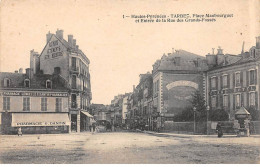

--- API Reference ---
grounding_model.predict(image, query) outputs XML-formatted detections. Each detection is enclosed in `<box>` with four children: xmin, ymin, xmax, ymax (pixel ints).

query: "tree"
<box><xmin>209</xmin><ymin>108</ymin><xmax>229</xmax><ymax>121</ymax></box>
<box><xmin>247</xmin><ymin>106</ymin><xmax>260</xmax><ymax>121</ymax></box>
<box><xmin>190</xmin><ymin>90</ymin><xmax>207</xmax><ymax>122</ymax></box>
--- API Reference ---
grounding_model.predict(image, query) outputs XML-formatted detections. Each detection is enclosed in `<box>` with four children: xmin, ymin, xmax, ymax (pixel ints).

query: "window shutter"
<box><xmin>256</xmin><ymin>92</ymin><xmax>258</xmax><ymax>110</ymax></box>
<box><xmin>227</xmin><ymin>74</ymin><xmax>230</xmax><ymax>88</ymax></box>
<box><xmin>246</xmin><ymin>70</ymin><xmax>249</xmax><ymax>86</ymax></box>
<box><xmin>220</xmin><ymin>76</ymin><xmax>223</xmax><ymax>89</ymax></box>
<box><xmin>233</xmin><ymin>73</ymin><xmax>235</xmax><ymax>88</ymax></box>
<box><xmin>209</xmin><ymin>95</ymin><xmax>212</xmax><ymax>108</ymax></box>
<box><xmin>209</xmin><ymin>78</ymin><xmax>212</xmax><ymax>90</ymax></box>
<box><xmin>233</xmin><ymin>94</ymin><xmax>236</xmax><ymax>110</ymax></box>
<box><xmin>219</xmin><ymin>94</ymin><xmax>223</xmax><ymax>108</ymax></box>
<box><xmin>240</xmin><ymin>72</ymin><xmax>243</xmax><ymax>86</ymax></box>
<box><xmin>216</xmin><ymin>95</ymin><xmax>219</xmax><ymax>108</ymax></box>
<box><xmin>241</xmin><ymin>93</ymin><xmax>244</xmax><ymax>107</ymax></box>
<box><xmin>255</xmin><ymin>69</ymin><xmax>258</xmax><ymax>85</ymax></box>
<box><xmin>216</xmin><ymin>77</ymin><xmax>219</xmax><ymax>90</ymax></box>
<box><xmin>228</xmin><ymin>94</ymin><xmax>230</xmax><ymax>108</ymax></box>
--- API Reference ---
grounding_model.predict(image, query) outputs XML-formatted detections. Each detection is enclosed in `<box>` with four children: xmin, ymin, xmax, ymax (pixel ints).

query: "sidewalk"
<box><xmin>140</xmin><ymin>130</ymin><xmax>260</xmax><ymax>138</ymax></box>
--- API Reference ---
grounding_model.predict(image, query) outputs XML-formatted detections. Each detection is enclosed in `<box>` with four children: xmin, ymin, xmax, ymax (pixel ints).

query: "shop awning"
<box><xmin>12</xmin><ymin>113</ymin><xmax>70</xmax><ymax>127</ymax></box>
<box><xmin>81</xmin><ymin>111</ymin><xmax>93</xmax><ymax>118</ymax></box>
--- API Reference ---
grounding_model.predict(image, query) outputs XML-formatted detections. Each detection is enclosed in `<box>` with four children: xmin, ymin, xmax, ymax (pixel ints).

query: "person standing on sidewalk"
<box><xmin>17</xmin><ymin>127</ymin><xmax>22</xmax><ymax>136</ymax></box>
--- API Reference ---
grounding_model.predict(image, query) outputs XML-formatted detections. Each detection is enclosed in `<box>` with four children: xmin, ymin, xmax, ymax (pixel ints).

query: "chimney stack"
<box><xmin>212</xmin><ymin>48</ymin><xmax>215</xmax><ymax>55</ymax></box>
<box><xmin>73</xmin><ymin>39</ymin><xmax>76</xmax><ymax>48</ymax></box>
<box><xmin>76</xmin><ymin>45</ymin><xmax>79</xmax><ymax>50</ymax></box>
<box><xmin>15</xmin><ymin>70</ymin><xmax>18</xmax><ymax>73</ymax></box>
<box><xmin>68</xmin><ymin>35</ymin><xmax>73</xmax><ymax>47</ymax></box>
<box><xmin>19</xmin><ymin>68</ymin><xmax>23</xmax><ymax>73</ymax></box>
<box><xmin>217</xmin><ymin>46</ymin><xmax>223</xmax><ymax>55</ymax></box>
<box><xmin>56</xmin><ymin>29</ymin><xmax>64</xmax><ymax>39</ymax></box>
<box><xmin>256</xmin><ymin>36</ymin><xmax>260</xmax><ymax>49</ymax></box>
<box><xmin>46</xmin><ymin>31</ymin><xmax>52</xmax><ymax>43</ymax></box>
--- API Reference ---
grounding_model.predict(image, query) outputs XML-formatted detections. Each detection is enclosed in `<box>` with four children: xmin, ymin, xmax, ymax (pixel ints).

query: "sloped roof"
<box><xmin>235</xmin><ymin>107</ymin><xmax>250</xmax><ymax>115</ymax></box>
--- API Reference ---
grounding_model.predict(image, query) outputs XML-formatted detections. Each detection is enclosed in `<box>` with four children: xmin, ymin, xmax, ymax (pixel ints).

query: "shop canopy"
<box><xmin>12</xmin><ymin>113</ymin><xmax>70</xmax><ymax>127</ymax></box>
<box><xmin>81</xmin><ymin>111</ymin><xmax>93</xmax><ymax>118</ymax></box>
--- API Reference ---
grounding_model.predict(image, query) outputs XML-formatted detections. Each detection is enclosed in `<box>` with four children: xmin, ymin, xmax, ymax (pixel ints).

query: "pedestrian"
<box><xmin>216</xmin><ymin>122</ymin><xmax>223</xmax><ymax>137</ymax></box>
<box><xmin>17</xmin><ymin>127</ymin><xmax>22</xmax><ymax>136</ymax></box>
<box><xmin>92</xmin><ymin>123</ymin><xmax>96</xmax><ymax>133</ymax></box>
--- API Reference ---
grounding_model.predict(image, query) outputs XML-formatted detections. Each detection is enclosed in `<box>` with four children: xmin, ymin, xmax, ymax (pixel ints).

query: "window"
<box><xmin>4</xmin><ymin>78</ymin><xmax>10</xmax><ymax>87</ymax></box>
<box><xmin>223</xmin><ymin>95</ymin><xmax>228</xmax><ymax>107</ymax></box>
<box><xmin>72</xmin><ymin>75</ymin><xmax>77</xmax><ymax>89</ymax></box>
<box><xmin>41</xmin><ymin>98</ymin><xmax>47</xmax><ymax>111</ymax></box>
<box><xmin>211</xmin><ymin>96</ymin><xmax>217</xmax><ymax>108</ymax></box>
<box><xmin>211</xmin><ymin>77</ymin><xmax>216</xmax><ymax>89</ymax></box>
<box><xmin>23</xmin><ymin>97</ymin><xmax>30</xmax><ymax>111</ymax></box>
<box><xmin>222</xmin><ymin>75</ymin><xmax>228</xmax><ymax>88</ymax></box>
<box><xmin>235</xmin><ymin>94</ymin><xmax>241</xmax><ymax>108</ymax></box>
<box><xmin>249</xmin><ymin>92</ymin><xmax>256</xmax><ymax>106</ymax></box>
<box><xmin>235</xmin><ymin>72</ymin><xmax>241</xmax><ymax>87</ymax></box>
<box><xmin>55</xmin><ymin>98</ymin><xmax>62</xmax><ymax>112</ymax></box>
<box><xmin>3</xmin><ymin>97</ymin><xmax>10</xmax><ymax>110</ymax></box>
<box><xmin>156</xmin><ymin>80</ymin><xmax>159</xmax><ymax>91</ymax></box>
<box><xmin>46</xmin><ymin>80</ymin><xmax>52</xmax><ymax>89</ymax></box>
<box><xmin>24</xmin><ymin>79</ymin><xmax>30</xmax><ymax>88</ymax></box>
<box><xmin>249</xmin><ymin>70</ymin><xmax>256</xmax><ymax>85</ymax></box>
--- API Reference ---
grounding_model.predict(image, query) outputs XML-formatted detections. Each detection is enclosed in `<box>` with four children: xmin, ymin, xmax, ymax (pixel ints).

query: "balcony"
<box><xmin>70</xmin><ymin>66</ymin><xmax>79</xmax><ymax>74</ymax></box>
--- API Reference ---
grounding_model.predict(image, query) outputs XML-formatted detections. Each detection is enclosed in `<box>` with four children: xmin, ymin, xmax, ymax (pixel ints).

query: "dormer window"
<box><xmin>24</xmin><ymin>79</ymin><xmax>30</xmax><ymax>88</ymax></box>
<box><xmin>46</xmin><ymin>80</ymin><xmax>52</xmax><ymax>89</ymax></box>
<box><xmin>4</xmin><ymin>78</ymin><xmax>10</xmax><ymax>87</ymax></box>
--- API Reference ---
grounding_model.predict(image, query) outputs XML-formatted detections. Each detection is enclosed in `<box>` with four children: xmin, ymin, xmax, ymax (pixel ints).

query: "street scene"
<box><xmin>1</xmin><ymin>0</ymin><xmax>260</xmax><ymax>164</ymax></box>
<box><xmin>0</xmin><ymin>132</ymin><xmax>259</xmax><ymax>164</ymax></box>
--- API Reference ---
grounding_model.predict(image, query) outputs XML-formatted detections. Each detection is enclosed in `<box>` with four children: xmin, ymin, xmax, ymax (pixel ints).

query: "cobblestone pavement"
<box><xmin>0</xmin><ymin>132</ymin><xmax>259</xmax><ymax>164</ymax></box>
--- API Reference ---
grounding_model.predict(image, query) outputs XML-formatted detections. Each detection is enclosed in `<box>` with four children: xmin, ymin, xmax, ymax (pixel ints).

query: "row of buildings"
<box><xmin>108</xmin><ymin>36</ymin><xmax>260</xmax><ymax>131</ymax></box>
<box><xmin>0</xmin><ymin>29</ymin><xmax>93</xmax><ymax>134</ymax></box>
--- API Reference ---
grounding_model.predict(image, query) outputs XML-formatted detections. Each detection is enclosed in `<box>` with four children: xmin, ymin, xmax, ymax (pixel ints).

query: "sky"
<box><xmin>0</xmin><ymin>0</ymin><xmax>259</xmax><ymax>104</ymax></box>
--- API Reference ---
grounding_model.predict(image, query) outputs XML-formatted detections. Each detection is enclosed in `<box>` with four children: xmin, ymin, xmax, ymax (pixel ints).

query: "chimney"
<box><xmin>76</xmin><ymin>45</ymin><xmax>79</xmax><ymax>50</ymax></box>
<box><xmin>15</xmin><ymin>70</ymin><xmax>18</xmax><ymax>73</ymax></box>
<box><xmin>73</xmin><ymin>39</ymin><xmax>76</xmax><ymax>48</ymax></box>
<box><xmin>256</xmin><ymin>36</ymin><xmax>260</xmax><ymax>49</ymax></box>
<box><xmin>56</xmin><ymin>29</ymin><xmax>64</xmax><ymax>39</ymax></box>
<box><xmin>26</xmin><ymin>68</ymin><xmax>30</xmax><ymax>77</ymax></box>
<box><xmin>46</xmin><ymin>31</ymin><xmax>52</xmax><ymax>43</ymax></box>
<box><xmin>68</xmin><ymin>35</ymin><xmax>73</xmax><ymax>47</ymax></box>
<box><xmin>212</xmin><ymin>48</ymin><xmax>215</xmax><ymax>55</ymax></box>
<box><xmin>19</xmin><ymin>68</ymin><xmax>23</xmax><ymax>73</ymax></box>
<box><xmin>217</xmin><ymin>46</ymin><xmax>223</xmax><ymax>55</ymax></box>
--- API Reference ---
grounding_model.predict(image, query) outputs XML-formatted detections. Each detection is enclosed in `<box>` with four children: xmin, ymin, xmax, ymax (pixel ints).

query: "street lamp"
<box><xmin>206</xmin><ymin>105</ymin><xmax>210</xmax><ymax>135</ymax></box>
<box><xmin>193</xmin><ymin>106</ymin><xmax>196</xmax><ymax>135</ymax></box>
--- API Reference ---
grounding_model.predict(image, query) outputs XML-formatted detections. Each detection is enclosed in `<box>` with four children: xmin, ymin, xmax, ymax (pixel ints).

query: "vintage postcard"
<box><xmin>0</xmin><ymin>0</ymin><xmax>260</xmax><ymax>164</ymax></box>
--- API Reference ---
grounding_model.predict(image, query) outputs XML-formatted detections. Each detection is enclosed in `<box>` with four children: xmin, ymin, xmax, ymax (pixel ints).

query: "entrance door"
<box><xmin>71</xmin><ymin>114</ymin><xmax>77</xmax><ymax>132</ymax></box>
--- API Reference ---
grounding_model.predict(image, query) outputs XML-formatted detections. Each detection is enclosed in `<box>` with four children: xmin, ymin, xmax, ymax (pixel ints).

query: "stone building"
<box><xmin>205</xmin><ymin>37</ymin><xmax>260</xmax><ymax>120</ymax></box>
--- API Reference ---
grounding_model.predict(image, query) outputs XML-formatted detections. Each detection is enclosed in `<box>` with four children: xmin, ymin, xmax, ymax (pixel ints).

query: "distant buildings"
<box><xmin>0</xmin><ymin>29</ymin><xmax>92</xmax><ymax>134</ymax></box>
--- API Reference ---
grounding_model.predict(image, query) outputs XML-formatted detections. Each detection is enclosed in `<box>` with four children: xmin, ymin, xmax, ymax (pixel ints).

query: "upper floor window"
<box><xmin>4</xmin><ymin>78</ymin><xmax>10</xmax><ymax>87</ymax></box>
<box><xmin>3</xmin><ymin>97</ymin><xmax>10</xmax><ymax>110</ymax></box>
<box><xmin>235</xmin><ymin>72</ymin><xmax>241</xmax><ymax>87</ymax></box>
<box><xmin>223</xmin><ymin>95</ymin><xmax>228</xmax><ymax>107</ymax></box>
<box><xmin>211</xmin><ymin>77</ymin><xmax>217</xmax><ymax>89</ymax></box>
<box><xmin>24</xmin><ymin>79</ymin><xmax>30</xmax><ymax>88</ymax></box>
<box><xmin>46</xmin><ymin>80</ymin><xmax>52</xmax><ymax>89</ymax></box>
<box><xmin>249</xmin><ymin>92</ymin><xmax>256</xmax><ymax>106</ymax></box>
<box><xmin>235</xmin><ymin>94</ymin><xmax>241</xmax><ymax>108</ymax></box>
<box><xmin>55</xmin><ymin>98</ymin><xmax>62</xmax><ymax>112</ymax></box>
<box><xmin>23</xmin><ymin>97</ymin><xmax>30</xmax><ymax>111</ymax></box>
<box><xmin>249</xmin><ymin>70</ymin><xmax>256</xmax><ymax>85</ymax></box>
<box><xmin>211</xmin><ymin>96</ymin><xmax>217</xmax><ymax>108</ymax></box>
<box><xmin>222</xmin><ymin>75</ymin><xmax>228</xmax><ymax>88</ymax></box>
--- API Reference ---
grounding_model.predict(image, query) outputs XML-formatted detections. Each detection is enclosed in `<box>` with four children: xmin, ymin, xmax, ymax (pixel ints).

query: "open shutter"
<box><xmin>209</xmin><ymin>78</ymin><xmax>212</xmax><ymax>90</ymax></box>
<box><xmin>255</xmin><ymin>69</ymin><xmax>258</xmax><ymax>85</ymax></box>
<box><xmin>233</xmin><ymin>73</ymin><xmax>236</xmax><ymax>88</ymax></box>
<box><xmin>228</xmin><ymin>94</ymin><xmax>230</xmax><ymax>109</ymax></box>
<box><xmin>227</xmin><ymin>74</ymin><xmax>230</xmax><ymax>88</ymax></box>
<box><xmin>216</xmin><ymin>77</ymin><xmax>219</xmax><ymax>90</ymax></box>
<box><xmin>241</xmin><ymin>93</ymin><xmax>244</xmax><ymax>107</ymax></box>
<box><xmin>233</xmin><ymin>94</ymin><xmax>236</xmax><ymax>110</ymax></box>
<box><xmin>216</xmin><ymin>95</ymin><xmax>219</xmax><ymax>108</ymax></box>
<box><xmin>219</xmin><ymin>94</ymin><xmax>223</xmax><ymax>108</ymax></box>
<box><xmin>247</xmin><ymin>92</ymin><xmax>250</xmax><ymax>108</ymax></box>
<box><xmin>220</xmin><ymin>75</ymin><xmax>223</xmax><ymax>90</ymax></box>
<box><xmin>256</xmin><ymin>92</ymin><xmax>258</xmax><ymax>110</ymax></box>
<box><xmin>246</xmin><ymin>70</ymin><xmax>249</xmax><ymax>86</ymax></box>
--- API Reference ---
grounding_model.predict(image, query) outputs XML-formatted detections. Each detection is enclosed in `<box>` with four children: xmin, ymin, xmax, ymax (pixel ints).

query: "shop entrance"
<box><xmin>71</xmin><ymin>114</ymin><xmax>77</xmax><ymax>132</ymax></box>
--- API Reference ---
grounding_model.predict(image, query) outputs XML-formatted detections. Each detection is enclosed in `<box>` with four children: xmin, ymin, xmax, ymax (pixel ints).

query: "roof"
<box><xmin>235</xmin><ymin>107</ymin><xmax>250</xmax><ymax>115</ymax></box>
<box><xmin>0</xmin><ymin>72</ymin><xmax>68</xmax><ymax>91</ymax></box>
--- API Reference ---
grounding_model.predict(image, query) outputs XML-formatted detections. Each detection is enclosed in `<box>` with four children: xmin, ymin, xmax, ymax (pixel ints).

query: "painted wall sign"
<box><xmin>0</xmin><ymin>91</ymin><xmax>68</xmax><ymax>97</ymax></box>
<box><xmin>166</xmin><ymin>80</ymin><xmax>198</xmax><ymax>90</ymax></box>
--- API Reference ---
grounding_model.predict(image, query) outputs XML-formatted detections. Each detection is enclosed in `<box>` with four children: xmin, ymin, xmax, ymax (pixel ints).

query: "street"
<box><xmin>0</xmin><ymin>131</ymin><xmax>259</xmax><ymax>164</ymax></box>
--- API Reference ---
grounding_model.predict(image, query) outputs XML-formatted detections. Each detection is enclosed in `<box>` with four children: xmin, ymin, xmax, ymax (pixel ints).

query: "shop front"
<box><xmin>3</xmin><ymin>112</ymin><xmax>70</xmax><ymax>134</ymax></box>
<box><xmin>80</xmin><ymin>111</ymin><xmax>94</xmax><ymax>132</ymax></box>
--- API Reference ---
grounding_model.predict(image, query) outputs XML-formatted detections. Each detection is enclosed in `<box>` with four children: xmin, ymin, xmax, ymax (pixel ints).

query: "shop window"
<box><xmin>3</xmin><ymin>97</ymin><xmax>10</xmax><ymax>110</ymax></box>
<box><xmin>41</xmin><ymin>98</ymin><xmax>47</xmax><ymax>111</ymax></box>
<box><xmin>46</xmin><ymin>80</ymin><xmax>52</xmax><ymax>89</ymax></box>
<box><xmin>56</xmin><ymin>98</ymin><xmax>62</xmax><ymax>112</ymax></box>
<box><xmin>23</xmin><ymin>97</ymin><xmax>30</xmax><ymax>111</ymax></box>
<box><xmin>3</xmin><ymin>78</ymin><xmax>10</xmax><ymax>87</ymax></box>
<box><xmin>249</xmin><ymin>70</ymin><xmax>256</xmax><ymax>85</ymax></box>
<box><xmin>249</xmin><ymin>92</ymin><xmax>256</xmax><ymax>106</ymax></box>
<box><xmin>24</xmin><ymin>79</ymin><xmax>30</xmax><ymax>88</ymax></box>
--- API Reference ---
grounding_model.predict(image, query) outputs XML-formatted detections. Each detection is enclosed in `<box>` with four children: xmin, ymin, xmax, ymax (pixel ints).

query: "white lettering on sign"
<box><xmin>0</xmin><ymin>91</ymin><xmax>68</xmax><ymax>97</ymax></box>
<box><xmin>166</xmin><ymin>80</ymin><xmax>198</xmax><ymax>90</ymax></box>
<box><xmin>14</xmin><ymin>122</ymin><xmax>67</xmax><ymax>127</ymax></box>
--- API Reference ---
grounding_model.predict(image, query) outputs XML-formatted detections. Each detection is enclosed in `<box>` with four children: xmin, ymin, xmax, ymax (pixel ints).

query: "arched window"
<box><xmin>46</xmin><ymin>80</ymin><xmax>52</xmax><ymax>89</ymax></box>
<box><xmin>4</xmin><ymin>78</ymin><xmax>10</xmax><ymax>87</ymax></box>
<box><xmin>24</xmin><ymin>79</ymin><xmax>30</xmax><ymax>88</ymax></box>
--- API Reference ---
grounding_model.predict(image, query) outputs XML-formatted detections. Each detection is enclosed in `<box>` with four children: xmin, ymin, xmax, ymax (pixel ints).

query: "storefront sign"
<box><xmin>13</xmin><ymin>121</ymin><xmax>67</xmax><ymax>127</ymax></box>
<box><xmin>209</xmin><ymin>86</ymin><xmax>256</xmax><ymax>95</ymax></box>
<box><xmin>0</xmin><ymin>91</ymin><xmax>68</xmax><ymax>97</ymax></box>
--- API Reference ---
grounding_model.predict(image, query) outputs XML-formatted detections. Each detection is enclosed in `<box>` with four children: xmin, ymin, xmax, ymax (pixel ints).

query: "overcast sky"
<box><xmin>0</xmin><ymin>0</ymin><xmax>259</xmax><ymax>104</ymax></box>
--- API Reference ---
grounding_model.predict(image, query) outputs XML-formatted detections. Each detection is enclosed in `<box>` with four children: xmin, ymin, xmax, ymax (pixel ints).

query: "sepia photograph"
<box><xmin>0</xmin><ymin>0</ymin><xmax>260</xmax><ymax>164</ymax></box>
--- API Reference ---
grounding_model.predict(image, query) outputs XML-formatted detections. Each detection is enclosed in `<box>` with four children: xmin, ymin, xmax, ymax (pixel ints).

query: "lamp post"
<box><xmin>206</xmin><ymin>105</ymin><xmax>210</xmax><ymax>135</ymax></box>
<box><xmin>193</xmin><ymin>107</ymin><xmax>196</xmax><ymax>135</ymax></box>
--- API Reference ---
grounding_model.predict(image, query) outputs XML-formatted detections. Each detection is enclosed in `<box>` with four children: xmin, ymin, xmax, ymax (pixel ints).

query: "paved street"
<box><xmin>0</xmin><ymin>131</ymin><xmax>259</xmax><ymax>164</ymax></box>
